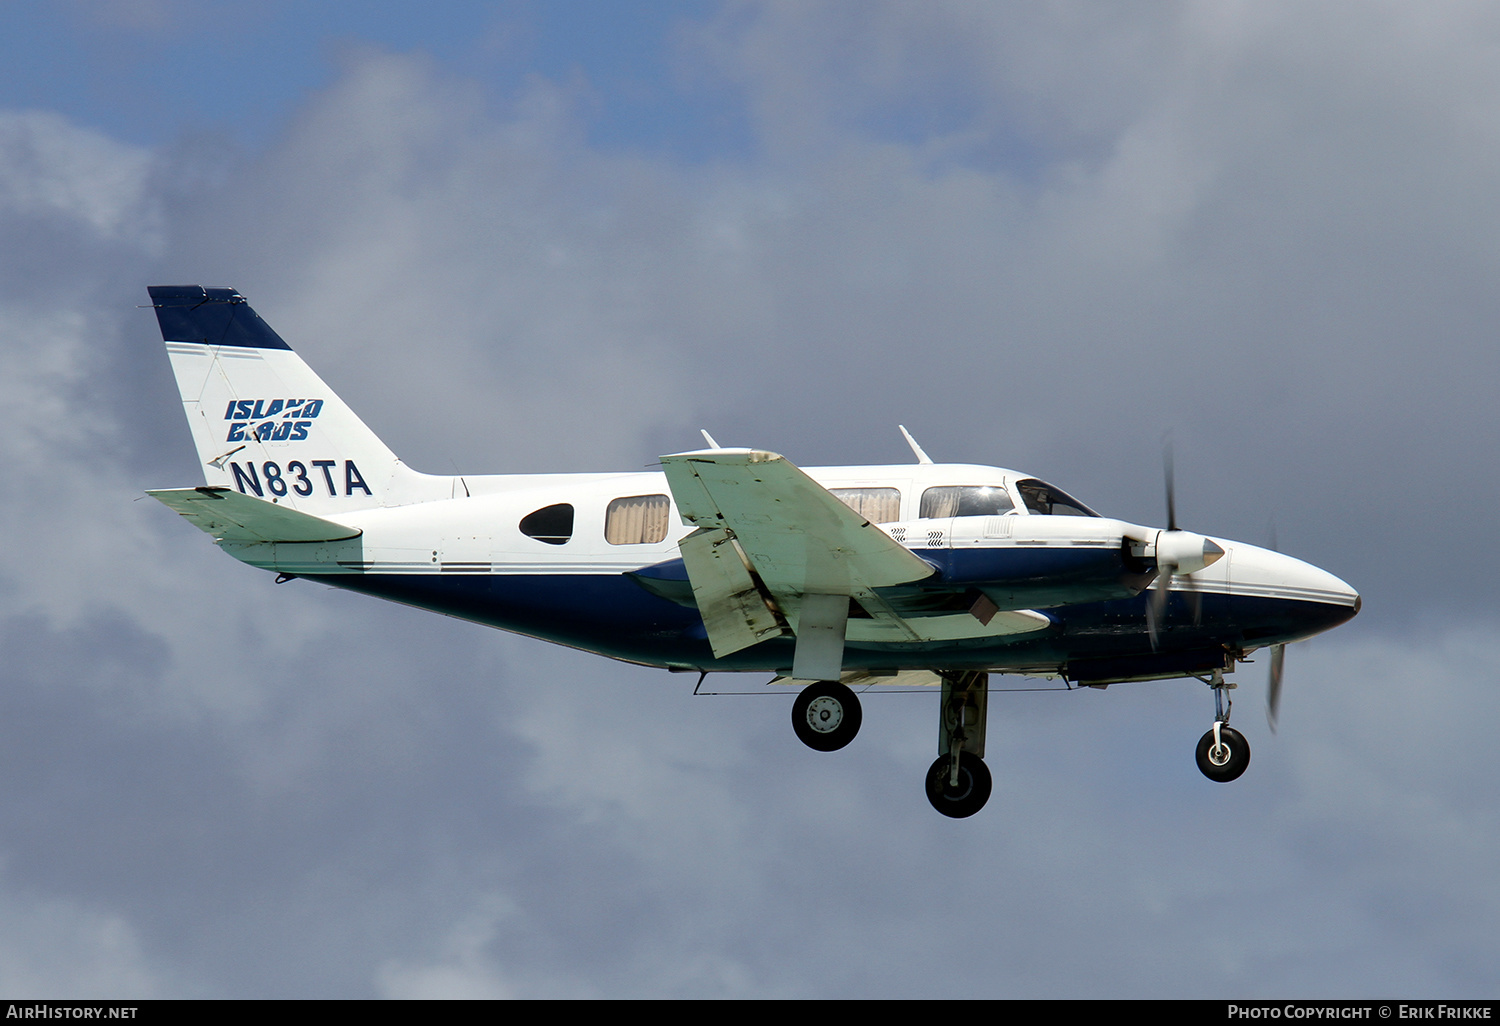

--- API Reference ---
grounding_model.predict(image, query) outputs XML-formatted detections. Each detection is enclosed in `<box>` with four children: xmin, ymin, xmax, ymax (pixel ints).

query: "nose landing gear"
<box><xmin>1195</xmin><ymin>670</ymin><xmax>1250</xmax><ymax>782</ymax></box>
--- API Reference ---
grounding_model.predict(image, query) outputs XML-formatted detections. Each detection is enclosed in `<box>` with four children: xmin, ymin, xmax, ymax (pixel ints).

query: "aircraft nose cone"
<box><xmin>1228</xmin><ymin>542</ymin><xmax>1360</xmax><ymax>640</ymax></box>
<box><xmin>1324</xmin><ymin>589</ymin><xmax>1360</xmax><ymax>631</ymax></box>
<box><xmin>1291</xmin><ymin>557</ymin><xmax>1359</xmax><ymax>632</ymax></box>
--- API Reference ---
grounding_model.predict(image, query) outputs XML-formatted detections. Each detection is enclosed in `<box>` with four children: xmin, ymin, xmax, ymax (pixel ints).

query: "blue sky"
<box><xmin>0</xmin><ymin>2</ymin><xmax>748</xmax><ymax>156</ymax></box>
<box><xmin>0</xmin><ymin>0</ymin><xmax>1497</xmax><ymax>999</ymax></box>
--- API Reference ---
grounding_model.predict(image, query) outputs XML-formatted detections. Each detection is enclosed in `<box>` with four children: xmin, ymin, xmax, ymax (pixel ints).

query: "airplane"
<box><xmin>143</xmin><ymin>285</ymin><xmax>1361</xmax><ymax>818</ymax></box>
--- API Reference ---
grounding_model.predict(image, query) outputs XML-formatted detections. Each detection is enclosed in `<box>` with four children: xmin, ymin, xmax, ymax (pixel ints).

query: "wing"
<box><xmin>662</xmin><ymin>448</ymin><xmax>934</xmax><ymax>594</ymax></box>
<box><xmin>659</xmin><ymin>449</ymin><xmax>1049</xmax><ymax>660</ymax></box>
<box><xmin>148</xmin><ymin>486</ymin><xmax>361</xmax><ymax>543</ymax></box>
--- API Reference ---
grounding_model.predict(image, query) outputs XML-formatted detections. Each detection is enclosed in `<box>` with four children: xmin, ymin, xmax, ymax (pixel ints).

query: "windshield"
<box><xmin>1014</xmin><ymin>479</ymin><xmax>1099</xmax><ymax>517</ymax></box>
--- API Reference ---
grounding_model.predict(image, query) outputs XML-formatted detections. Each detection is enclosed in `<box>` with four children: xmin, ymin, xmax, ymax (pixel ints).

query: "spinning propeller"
<box><xmin>1266</xmin><ymin>642</ymin><xmax>1286</xmax><ymax>732</ymax></box>
<box><xmin>1265</xmin><ymin>523</ymin><xmax>1286</xmax><ymax>732</ymax></box>
<box><xmin>1146</xmin><ymin>441</ymin><xmax>1225</xmax><ymax>649</ymax></box>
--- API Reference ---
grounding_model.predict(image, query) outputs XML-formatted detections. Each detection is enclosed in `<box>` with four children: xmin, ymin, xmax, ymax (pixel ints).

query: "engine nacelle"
<box><xmin>1154</xmin><ymin>530</ymin><xmax>1225</xmax><ymax>576</ymax></box>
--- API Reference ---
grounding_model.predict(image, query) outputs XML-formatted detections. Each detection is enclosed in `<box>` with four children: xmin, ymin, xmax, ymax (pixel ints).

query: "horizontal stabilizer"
<box><xmin>147</xmin><ymin>487</ymin><xmax>361</xmax><ymax>543</ymax></box>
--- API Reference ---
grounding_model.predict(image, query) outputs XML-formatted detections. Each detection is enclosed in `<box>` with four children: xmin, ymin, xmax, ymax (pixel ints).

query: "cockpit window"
<box><xmin>920</xmin><ymin>485</ymin><xmax>1015</xmax><ymax>518</ymax></box>
<box><xmin>1014</xmin><ymin>479</ymin><xmax>1099</xmax><ymax>517</ymax></box>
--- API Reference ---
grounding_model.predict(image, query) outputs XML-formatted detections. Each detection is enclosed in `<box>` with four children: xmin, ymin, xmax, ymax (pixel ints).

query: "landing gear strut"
<box><xmin>926</xmin><ymin>671</ymin><xmax>993</xmax><ymax>818</ymax></box>
<box><xmin>1195</xmin><ymin>670</ymin><xmax>1250</xmax><ymax>782</ymax></box>
<box><xmin>792</xmin><ymin>681</ymin><xmax>862</xmax><ymax>752</ymax></box>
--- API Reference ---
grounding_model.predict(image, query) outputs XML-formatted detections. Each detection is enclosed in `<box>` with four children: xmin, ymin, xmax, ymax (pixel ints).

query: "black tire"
<box><xmin>791</xmin><ymin>682</ymin><xmax>862</xmax><ymax>752</ymax></box>
<box><xmin>925</xmin><ymin>752</ymin><xmax>992</xmax><ymax>818</ymax></box>
<box><xmin>1195</xmin><ymin>724</ymin><xmax>1251</xmax><ymax>782</ymax></box>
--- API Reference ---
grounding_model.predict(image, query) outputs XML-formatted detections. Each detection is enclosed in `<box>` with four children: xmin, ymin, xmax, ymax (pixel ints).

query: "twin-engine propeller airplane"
<box><xmin>145</xmin><ymin>286</ymin><xmax>1360</xmax><ymax>817</ymax></box>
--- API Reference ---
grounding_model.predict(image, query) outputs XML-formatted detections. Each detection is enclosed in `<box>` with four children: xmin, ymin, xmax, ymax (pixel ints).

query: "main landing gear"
<box><xmin>792</xmin><ymin>681</ymin><xmax>862</xmax><ymax>752</ymax></box>
<box><xmin>1195</xmin><ymin>670</ymin><xmax>1250</xmax><ymax>782</ymax></box>
<box><xmin>791</xmin><ymin>672</ymin><xmax>996</xmax><ymax>818</ymax></box>
<box><xmin>926</xmin><ymin>751</ymin><xmax>992</xmax><ymax>819</ymax></box>
<box><xmin>925</xmin><ymin>671</ymin><xmax>993</xmax><ymax>818</ymax></box>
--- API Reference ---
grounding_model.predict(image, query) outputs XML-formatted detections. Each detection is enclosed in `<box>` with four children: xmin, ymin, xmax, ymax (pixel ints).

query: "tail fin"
<box><xmin>148</xmin><ymin>286</ymin><xmax>442</xmax><ymax>512</ymax></box>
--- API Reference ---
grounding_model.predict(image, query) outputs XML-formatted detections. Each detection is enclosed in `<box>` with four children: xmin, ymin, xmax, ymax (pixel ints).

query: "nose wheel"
<box><xmin>792</xmin><ymin>681</ymin><xmax>862</xmax><ymax>751</ymax></box>
<box><xmin>1195</xmin><ymin>723</ymin><xmax>1250</xmax><ymax>781</ymax></box>
<box><xmin>1195</xmin><ymin>670</ymin><xmax>1250</xmax><ymax>782</ymax></box>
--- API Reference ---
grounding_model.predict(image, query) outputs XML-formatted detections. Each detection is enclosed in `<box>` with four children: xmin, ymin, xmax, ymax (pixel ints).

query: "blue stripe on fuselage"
<box><xmin>297</xmin><ymin>570</ymin><xmax>1356</xmax><ymax>677</ymax></box>
<box><xmin>939</xmin><ymin>545</ymin><xmax>1121</xmax><ymax>582</ymax></box>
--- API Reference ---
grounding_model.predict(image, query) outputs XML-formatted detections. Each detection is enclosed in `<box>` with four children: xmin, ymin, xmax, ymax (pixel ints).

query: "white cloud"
<box><xmin>0</xmin><ymin>111</ymin><xmax>158</xmax><ymax>243</ymax></box>
<box><xmin>0</xmin><ymin>884</ymin><xmax>163</xmax><ymax>997</ymax></box>
<box><xmin>376</xmin><ymin>897</ymin><xmax>524</xmax><ymax>999</ymax></box>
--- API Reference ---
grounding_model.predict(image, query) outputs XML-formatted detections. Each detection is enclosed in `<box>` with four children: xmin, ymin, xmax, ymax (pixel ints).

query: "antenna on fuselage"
<box><xmin>700</xmin><ymin>429</ymin><xmax>722</xmax><ymax>449</ymax></box>
<box><xmin>898</xmin><ymin>425</ymin><xmax>934</xmax><ymax>465</ymax></box>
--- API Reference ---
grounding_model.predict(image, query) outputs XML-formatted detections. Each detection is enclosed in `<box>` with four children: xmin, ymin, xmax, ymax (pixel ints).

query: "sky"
<box><xmin>0</xmin><ymin>0</ymin><xmax>1496</xmax><ymax>999</ymax></box>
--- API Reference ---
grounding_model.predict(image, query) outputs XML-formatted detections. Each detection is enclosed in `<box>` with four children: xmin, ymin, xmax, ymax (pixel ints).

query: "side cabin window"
<box><xmin>1014</xmin><ymin>479</ymin><xmax>1099</xmax><ymax>517</ymax></box>
<box><xmin>920</xmin><ymin>485</ymin><xmax>1014</xmax><ymax>519</ymax></box>
<box><xmin>606</xmin><ymin>494</ymin><xmax>672</xmax><ymax>545</ymax></box>
<box><xmin>520</xmin><ymin>503</ymin><xmax>574</xmax><ymax>545</ymax></box>
<box><xmin>830</xmin><ymin>487</ymin><xmax>902</xmax><ymax>524</ymax></box>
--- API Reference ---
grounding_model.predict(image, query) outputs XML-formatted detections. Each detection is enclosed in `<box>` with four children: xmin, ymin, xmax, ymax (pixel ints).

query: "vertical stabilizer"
<box><xmin>148</xmin><ymin>286</ymin><xmax>442</xmax><ymax>512</ymax></box>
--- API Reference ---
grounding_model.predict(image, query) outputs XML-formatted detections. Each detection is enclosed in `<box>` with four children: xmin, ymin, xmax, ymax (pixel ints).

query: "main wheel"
<box><xmin>925</xmin><ymin>752</ymin><xmax>992</xmax><ymax>818</ymax></box>
<box><xmin>1195</xmin><ymin>724</ymin><xmax>1251</xmax><ymax>782</ymax></box>
<box><xmin>792</xmin><ymin>681</ymin><xmax>862</xmax><ymax>752</ymax></box>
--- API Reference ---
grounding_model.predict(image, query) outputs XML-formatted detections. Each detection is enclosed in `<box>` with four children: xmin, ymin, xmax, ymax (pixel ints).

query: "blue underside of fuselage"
<box><xmin>297</xmin><ymin>566</ymin><xmax>1356</xmax><ymax>682</ymax></box>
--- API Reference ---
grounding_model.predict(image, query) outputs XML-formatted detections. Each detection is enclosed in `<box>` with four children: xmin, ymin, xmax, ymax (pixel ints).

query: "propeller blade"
<box><xmin>1163</xmin><ymin>437</ymin><xmax>1178</xmax><ymax>533</ymax></box>
<box><xmin>1267</xmin><ymin>643</ymin><xmax>1285</xmax><ymax>732</ymax></box>
<box><xmin>1148</xmin><ymin>565</ymin><xmax>1172</xmax><ymax>650</ymax></box>
<box><xmin>1150</xmin><ymin>437</ymin><xmax>1175</xmax><ymax>651</ymax></box>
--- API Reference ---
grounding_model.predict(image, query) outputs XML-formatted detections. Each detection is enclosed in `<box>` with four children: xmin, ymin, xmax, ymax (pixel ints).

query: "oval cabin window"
<box><xmin>519</xmin><ymin>503</ymin><xmax>574</xmax><ymax>545</ymax></box>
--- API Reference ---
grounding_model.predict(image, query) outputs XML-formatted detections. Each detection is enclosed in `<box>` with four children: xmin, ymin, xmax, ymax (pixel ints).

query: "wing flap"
<box><xmin>148</xmin><ymin>487</ymin><xmax>361</xmax><ymax>543</ymax></box>
<box><xmin>678</xmin><ymin>527</ymin><xmax>792</xmax><ymax>657</ymax></box>
<box><xmin>660</xmin><ymin>449</ymin><xmax>936</xmax><ymax>597</ymax></box>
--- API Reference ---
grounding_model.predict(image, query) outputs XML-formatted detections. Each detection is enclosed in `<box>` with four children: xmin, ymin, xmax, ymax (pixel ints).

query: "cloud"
<box><xmin>0</xmin><ymin>110</ymin><xmax>157</xmax><ymax>243</ymax></box>
<box><xmin>0</xmin><ymin>885</ymin><xmax>163</xmax><ymax>997</ymax></box>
